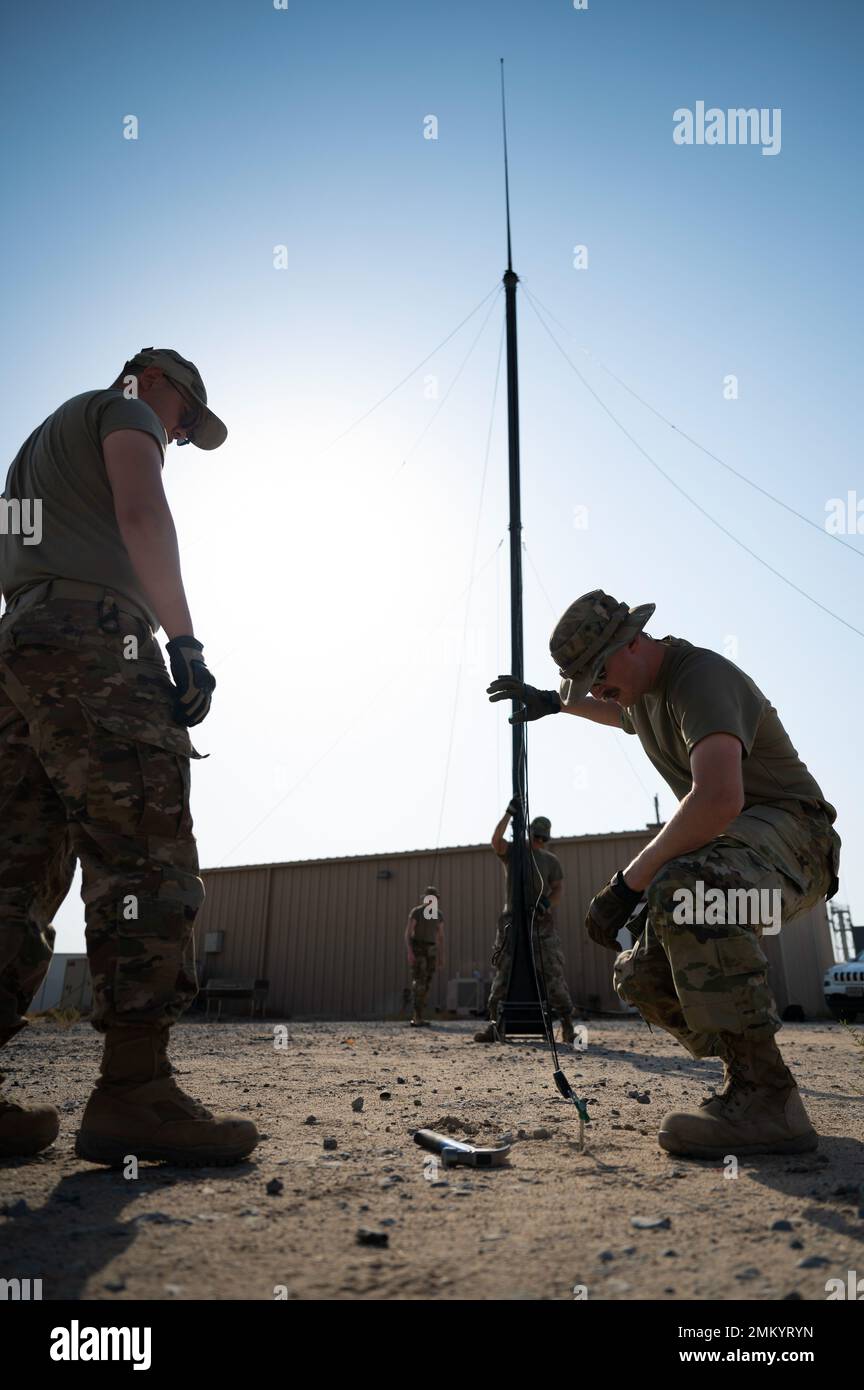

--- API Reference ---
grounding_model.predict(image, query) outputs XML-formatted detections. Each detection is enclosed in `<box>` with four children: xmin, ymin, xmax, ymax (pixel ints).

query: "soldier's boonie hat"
<box><xmin>424</xmin><ymin>885</ymin><xmax>439</xmax><ymax>896</ymax></box>
<box><xmin>530</xmin><ymin>816</ymin><xmax>551</xmax><ymax>839</ymax></box>
<box><xmin>124</xmin><ymin>347</ymin><xmax>227</xmax><ymax>450</ymax></box>
<box><xmin>550</xmin><ymin>589</ymin><xmax>655</xmax><ymax>705</ymax></box>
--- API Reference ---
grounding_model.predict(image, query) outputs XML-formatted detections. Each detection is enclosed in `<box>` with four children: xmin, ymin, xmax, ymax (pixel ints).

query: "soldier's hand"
<box><xmin>506</xmin><ymin>795</ymin><xmax>523</xmax><ymax>818</ymax></box>
<box><xmin>538</xmin><ymin>894</ymin><xmax>551</xmax><ymax>914</ymax></box>
<box><xmin>585</xmin><ymin>870</ymin><xmax>644</xmax><ymax>952</ymax></box>
<box><xmin>487</xmin><ymin>675</ymin><xmax>561</xmax><ymax>724</ymax></box>
<box><xmin>165</xmin><ymin>635</ymin><xmax>216</xmax><ymax>727</ymax></box>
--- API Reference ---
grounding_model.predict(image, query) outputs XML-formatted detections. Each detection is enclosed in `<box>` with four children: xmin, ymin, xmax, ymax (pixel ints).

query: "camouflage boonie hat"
<box><xmin>424</xmin><ymin>885</ymin><xmax>439</xmax><ymax>896</ymax></box>
<box><xmin>123</xmin><ymin>347</ymin><xmax>227</xmax><ymax>451</ymax></box>
<box><xmin>530</xmin><ymin>816</ymin><xmax>551</xmax><ymax>839</ymax></box>
<box><xmin>550</xmin><ymin>589</ymin><xmax>655</xmax><ymax>705</ymax></box>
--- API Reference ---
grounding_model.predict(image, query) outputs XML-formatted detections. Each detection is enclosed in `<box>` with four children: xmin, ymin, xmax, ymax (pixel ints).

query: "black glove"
<box><xmin>165</xmin><ymin>636</ymin><xmax>216</xmax><ymax>727</ymax></box>
<box><xmin>537</xmin><ymin>893</ymin><xmax>552</xmax><ymax>914</ymax></box>
<box><xmin>506</xmin><ymin>795</ymin><xmax>524</xmax><ymax>817</ymax></box>
<box><xmin>585</xmin><ymin>870</ymin><xmax>644</xmax><ymax>952</ymax></box>
<box><xmin>487</xmin><ymin>675</ymin><xmax>561</xmax><ymax>724</ymax></box>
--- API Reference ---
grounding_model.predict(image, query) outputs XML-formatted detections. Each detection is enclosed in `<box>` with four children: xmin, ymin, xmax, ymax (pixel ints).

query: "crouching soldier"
<box><xmin>474</xmin><ymin>803</ymin><xmax>576</xmax><ymax>1046</ymax></box>
<box><xmin>488</xmin><ymin>590</ymin><xmax>841</xmax><ymax>1158</ymax></box>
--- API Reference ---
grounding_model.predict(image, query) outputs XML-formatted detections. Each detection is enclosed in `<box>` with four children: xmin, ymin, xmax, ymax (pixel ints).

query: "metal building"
<box><xmin>29</xmin><ymin>953</ymin><xmax>93</xmax><ymax>1015</ymax></box>
<box><xmin>195</xmin><ymin>829</ymin><xmax>835</xmax><ymax>1020</ymax></box>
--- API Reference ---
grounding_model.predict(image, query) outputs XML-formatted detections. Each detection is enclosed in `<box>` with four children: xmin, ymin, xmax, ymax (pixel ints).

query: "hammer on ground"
<box><xmin>413</xmin><ymin>1129</ymin><xmax>512</xmax><ymax>1168</ymax></box>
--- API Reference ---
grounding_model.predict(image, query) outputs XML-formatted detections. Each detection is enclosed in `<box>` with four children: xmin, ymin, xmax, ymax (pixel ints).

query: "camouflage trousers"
<box><xmin>613</xmin><ymin>804</ymin><xmax>841</xmax><ymax>1058</ymax></box>
<box><xmin>487</xmin><ymin>911</ymin><xmax>573</xmax><ymax>1017</ymax></box>
<box><xmin>410</xmin><ymin>941</ymin><xmax>437</xmax><ymax>1015</ymax></box>
<box><xmin>0</xmin><ymin>592</ymin><xmax>203</xmax><ymax>1043</ymax></box>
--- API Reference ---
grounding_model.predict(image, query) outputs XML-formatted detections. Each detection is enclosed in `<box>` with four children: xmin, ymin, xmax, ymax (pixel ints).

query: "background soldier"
<box><xmin>404</xmin><ymin>885</ymin><xmax>445</xmax><ymax>1026</ymax></box>
<box><xmin>0</xmin><ymin>348</ymin><xmax>258</xmax><ymax>1167</ymax></box>
<box><xmin>474</xmin><ymin>803</ymin><xmax>576</xmax><ymax>1045</ymax></box>
<box><xmin>489</xmin><ymin>589</ymin><xmax>841</xmax><ymax>1157</ymax></box>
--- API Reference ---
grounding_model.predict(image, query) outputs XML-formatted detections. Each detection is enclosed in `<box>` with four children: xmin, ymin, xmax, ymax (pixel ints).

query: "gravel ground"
<box><xmin>0</xmin><ymin>1016</ymin><xmax>862</xmax><ymax>1302</ymax></box>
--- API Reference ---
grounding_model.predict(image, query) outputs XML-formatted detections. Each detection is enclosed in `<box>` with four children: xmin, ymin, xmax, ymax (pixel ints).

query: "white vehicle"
<box><xmin>824</xmin><ymin>949</ymin><xmax>864</xmax><ymax>1021</ymax></box>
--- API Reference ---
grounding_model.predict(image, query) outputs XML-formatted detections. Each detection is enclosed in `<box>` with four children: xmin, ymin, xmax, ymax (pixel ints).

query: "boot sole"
<box><xmin>75</xmin><ymin>1134</ymin><xmax>257</xmax><ymax>1169</ymax></box>
<box><xmin>658</xmin><ymin>1129</ymin><xmax>819</xmax><ymax>1159</ymax></box>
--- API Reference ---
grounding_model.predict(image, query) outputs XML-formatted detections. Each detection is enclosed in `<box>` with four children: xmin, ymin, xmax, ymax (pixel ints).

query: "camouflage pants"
<box><xmin>487</xmin><ymin>911</ymin><xmax>573</xmax><ymax>1016</ymax></box>
<box><xmin>613</xmin><ymin>804</ymin><xmax>840</xmax><ymax>1058</ymax></box>
<box><xmin>410</xmin><ymin>941</ymin><xmax>437</xmax><ymax>1015</ymax></box>
<box><xmin>0</xmin><ymin>594</ymin><xmax>203</xmax><ymax>1042</ymax></box>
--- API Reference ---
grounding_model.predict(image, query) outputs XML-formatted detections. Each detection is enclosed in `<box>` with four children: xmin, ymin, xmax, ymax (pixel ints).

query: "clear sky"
<box><xmin>2</xmin><ymin>0</ymin><xmax>861</xmax><ymax>954</ymax></box>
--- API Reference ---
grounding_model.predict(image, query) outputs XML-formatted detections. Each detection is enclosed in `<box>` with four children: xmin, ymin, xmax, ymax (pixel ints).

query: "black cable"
<box><xmin>516</xmin><ymin>729</ymin><xmax>560</xmax><ymax>1064</ymax></box>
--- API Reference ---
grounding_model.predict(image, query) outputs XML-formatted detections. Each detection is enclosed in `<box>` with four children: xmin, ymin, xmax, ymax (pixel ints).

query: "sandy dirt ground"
<box><xmin>1</xmin><ymin>1015</ymin><xmax>862</xmax><ymax>1302</ymax></box>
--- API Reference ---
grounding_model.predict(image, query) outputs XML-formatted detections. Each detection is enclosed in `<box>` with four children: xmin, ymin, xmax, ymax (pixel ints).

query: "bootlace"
<box><xmin>161</xmin><ymin>1076</ymin><xmax>212</xmax><ymax>1119</ymax></box>
<box><xmin>699</xmin><ymin>1058</ymin><xmax>754</xmax><ymax>1111</ymax></box>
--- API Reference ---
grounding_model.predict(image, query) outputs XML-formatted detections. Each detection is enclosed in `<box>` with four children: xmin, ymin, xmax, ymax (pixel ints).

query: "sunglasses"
<box><xmin>169</xmin><ymin>379</ymin><xmax>203</xmax><ymax>441</ymax></box>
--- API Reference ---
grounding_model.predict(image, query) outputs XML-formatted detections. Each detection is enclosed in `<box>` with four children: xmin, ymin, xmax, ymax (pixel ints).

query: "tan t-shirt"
<box><xmin>0</xmin><ymin>389</ymin><xmax>167</xmax><ymax>626</ymax></box>
<box><xmin>620</xmin><ymin>637</ymin><xmax>835</xmax><ymax>822</ymax></box>
<box><xmin>409</xmin><ymin>903</ymin><xmax>444</xmax><ymax>946</ymax></box>
<box><xmin>498</xmin><ymin>842</ymin><xmax>564</xmax><ymax>914</ymax></box>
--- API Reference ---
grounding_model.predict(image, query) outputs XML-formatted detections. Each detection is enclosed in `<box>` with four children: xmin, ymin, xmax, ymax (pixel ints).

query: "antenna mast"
<box><xmin>498</xmin><ymin>59</ymin><xmax>545</xmax><ymax>1038</ymax></box>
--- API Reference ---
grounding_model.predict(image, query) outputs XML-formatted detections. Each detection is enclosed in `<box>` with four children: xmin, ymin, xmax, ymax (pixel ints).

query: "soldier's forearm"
<box><xmin>491</xmin><ymin>812</ymin><xmax>510</xmax><ymax>851</ymax></box>
<box><xmin>624</xmin><ymin>789</ymin><xmax>740</xmax><ymax>892</ymax></box>
<box><xmin>561</xmin><ymin>695</ymin><xmax>626</xmax><ymax>728</ymax></box>
<box><xmin>117</xmin><ymin>509</ymin><xmax>194</xmax><ymax>638</ymax></box>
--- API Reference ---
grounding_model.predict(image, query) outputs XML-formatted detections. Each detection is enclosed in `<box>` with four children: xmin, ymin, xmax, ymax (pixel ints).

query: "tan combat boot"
<box><xmin>658</xmin><ymin>1032</ymin><xmax>817</xmax><ymax>1159</ymax></box>
<box><xmin>473</xmin><ymin>1022</ymin><xmax>498</xmax><ymax>1043</ymax></box>
<box><xmin>0</xmin><ymin>1067</ymin><xmax>59</xmax><ymax>1159</ymax></box>
<box><xmin>76</xmin><ymin>1025</ymin><xmax>259</xmax><ymax>1168</ymax></box>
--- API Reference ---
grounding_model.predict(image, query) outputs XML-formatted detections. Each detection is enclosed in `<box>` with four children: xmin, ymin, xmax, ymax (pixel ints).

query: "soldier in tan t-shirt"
<box><xmin>488</xmin><ymin>589</ymin><xmax>841</xmax><ymax>1160</ymax></box>
<box><xmin>473</xmin><ymin>806</ymin><xmax>575</xmax><ymax>1046</ymax></box>
<box><xmin>0</xmin><ymin>348</ymin><xmax>258</xmax><ymax>1171</ymax></box>
<box><xmin>405</xmin><ymin>886</ymin><xmax>446</xmax><ymax>1026</ymax></box>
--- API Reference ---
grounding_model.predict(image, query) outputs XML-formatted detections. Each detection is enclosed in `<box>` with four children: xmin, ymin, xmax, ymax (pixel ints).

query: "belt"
<box><xmin>3</xmin><ymin>579</ymin><xmax>154</xmax><ymax>632</ymax></box>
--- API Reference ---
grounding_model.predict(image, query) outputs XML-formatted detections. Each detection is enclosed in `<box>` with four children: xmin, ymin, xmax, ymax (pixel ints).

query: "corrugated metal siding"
<box><xmin>196</xmin><ymin>832</ymin><xmax>836</xmax><ymax>1020</ymax></box>
<box><xmin>761</xmin><ymin>903</ymin><xmax>833</xmax><ymax>1018</ymax></box>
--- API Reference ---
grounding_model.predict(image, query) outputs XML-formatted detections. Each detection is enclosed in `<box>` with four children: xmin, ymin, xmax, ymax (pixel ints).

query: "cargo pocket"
<box><xmin>714</xmin><ymin>928</ymin><xmax>769</xmax><ymax>979</ymax></box>
<box><xmin>79</xmin><ymin>699</ymin><xmax>202</xmax><ymax>841</ymax></box>
<box><xmin>719</xmin><ymin>813</ymin><xmax>811</xmax><ymax>894</ymax></box>
<box><xmin>7</xmin><ymin>612</ymin><xmax>86</xmax><ymax>652</ymax></box>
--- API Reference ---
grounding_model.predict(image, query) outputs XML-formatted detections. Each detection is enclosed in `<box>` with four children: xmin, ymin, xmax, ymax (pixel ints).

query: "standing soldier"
<box><xmin>0</xmin><ymin>348</ymin><xmax>258</xmax><ymax>1167</ymax></box>
<box><xmin>488</xmin><ymin>590</ymin><xmax>841</xmax><ymax>1157</ymax></box>
<box><xmin>404</xmin><ymin>885</ymin><xmax>445</xmax><ymax>1026</ymax></box>
<box><xmin>474</xmin><ymin>803</ymin><xmax>576</xmax><ymax>1045</ymax></box>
